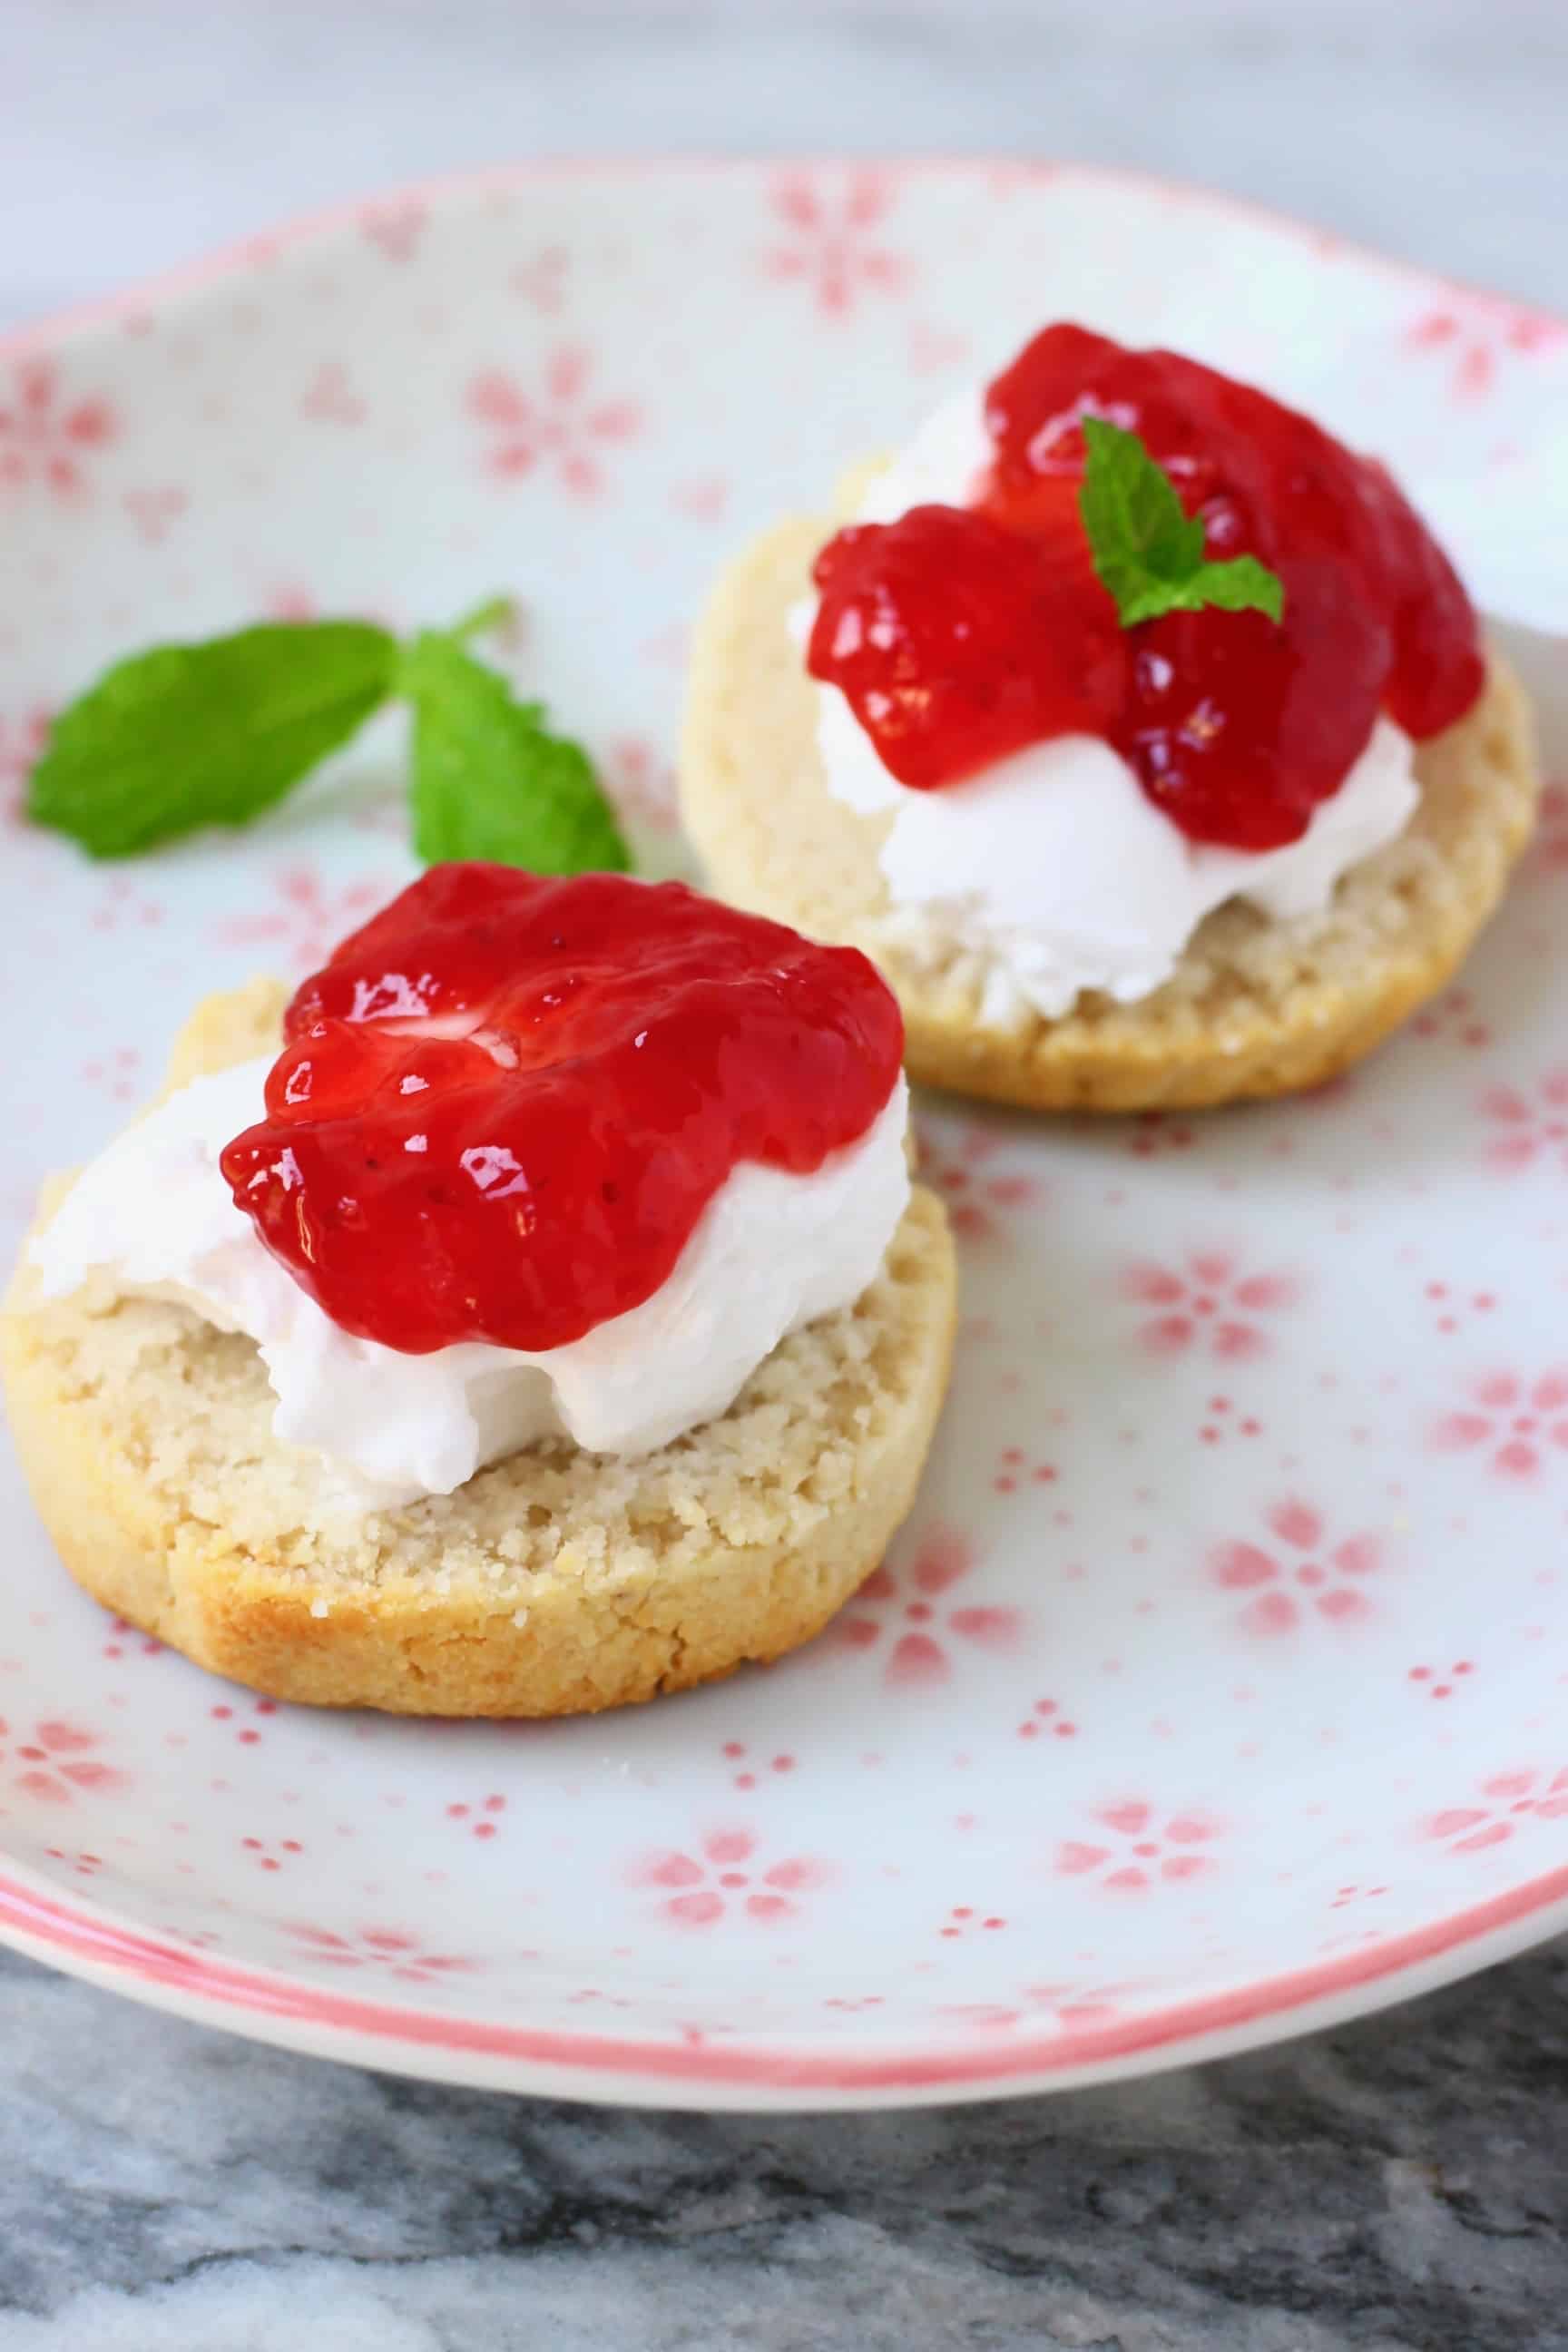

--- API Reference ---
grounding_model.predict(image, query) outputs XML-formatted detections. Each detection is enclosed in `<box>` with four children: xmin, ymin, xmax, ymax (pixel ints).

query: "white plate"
<box><xmin>2</xmin><ymin>161</ymin><xmax>1567</xmax><ymax>2110</ymax></box>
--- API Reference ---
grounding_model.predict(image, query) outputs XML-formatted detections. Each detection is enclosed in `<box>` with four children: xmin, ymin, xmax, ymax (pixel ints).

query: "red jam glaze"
<box><xmin>808</xmin><ymin>504</ymin><xmax>1125</xmax><ymax>789</ymax></box>
<box><xmin>220</xmin><ymin>865</ymin><xmax>905</xmax><ymax>1356</ymax></box>
<box><xmin>808</xmin><ymin>324</ymin><xmax>1485</xmax><ymax>849</ymax></box>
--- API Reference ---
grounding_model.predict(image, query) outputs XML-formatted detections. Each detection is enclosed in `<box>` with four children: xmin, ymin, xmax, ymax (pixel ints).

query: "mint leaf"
<box><xmin>27</xmin><ymin>620</ymin><xmax>398</xmax><ymax>858</ymax></box>
<box><xmin>24</xmin><ymin>594</ymin><xmax>628</xmax><ymax>881</ymax></box>
<box><xmin>400</xmin><ymin>629</ymin><xmax>630</xmax><ymax>875</ymax></box>
<box><xmin>1079</xmin><ymin>415</ymin><xmax>1205</xmax><ymax>612</ymax></box>
<box><xmin>1181</xmin><ymin>555</ymin><xmax>1285</xmax><ymax>618</ymax></box>
<box><xmin>1078</xmin><ymin>415</ymin><xmax>1284</xmax><ymax>630</ymax></box>
<box><xmin>1116</xmin><ymin>556</ymin><xmax>1287</xmax><ymax>628</ymax></box>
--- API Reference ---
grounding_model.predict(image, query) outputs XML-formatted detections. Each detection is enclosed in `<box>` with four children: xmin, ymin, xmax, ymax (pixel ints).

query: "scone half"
<box><xmin>681</xmin><ymin>511</ymin><xmax>1540</xmax><ymax>1113</ymax></box>
<box><xmin>0</xmin><ymin>983</ymin><xmax>956</xmax><ymax>1717</ymax></box>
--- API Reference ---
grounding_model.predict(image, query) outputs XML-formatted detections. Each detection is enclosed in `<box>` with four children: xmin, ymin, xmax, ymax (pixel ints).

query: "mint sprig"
<box><xmin>27</xmin><ymin>622</ymin><xmax>398</xmax><ymax>859</ymax></box>
<box><xmin>402</xmin><ymin>629</ymin><xmax>630</xmax><ymax>876</ymax></box>
<box><xmin>25</xmin><ymin>597</ymin><xmax>629</xmax><ymax>875</ymax></box>
<box><xmin>1078</xmin><ymin>415</ymin><xmax>1285</xmax><ymax>631</ymax></box>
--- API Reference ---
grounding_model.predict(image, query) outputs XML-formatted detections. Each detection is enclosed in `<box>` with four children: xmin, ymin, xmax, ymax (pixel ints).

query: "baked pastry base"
<box><xmin>681</xmin><ymin>511</ymin><xmax>1540</xmax><ymax>1112</ymax></box>
<box><xmin>1</xmin><ymin>981</ymin><xmax>957</xmax><ymax>1717</ymax></box>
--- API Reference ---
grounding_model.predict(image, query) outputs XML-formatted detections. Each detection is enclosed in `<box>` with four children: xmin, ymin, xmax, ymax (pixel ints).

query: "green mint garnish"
<box><xmin>1077</xmin><ymin>415</ymin><xmax>1285</xmax><ymax>631</ymax></box>
<box><xmin>25</xmin><ymin>595</ymin><xmax>628</xmax><ymax>875</ymax></box>
<box><xmin>401</xmin><ymin>627</ymin><xmax>630</xmax><ymax>876</ymax></box>
<box><xmin>26</xmin><ymin>622</ymin><xmax>398</xmax><ymax>859</ymax></box>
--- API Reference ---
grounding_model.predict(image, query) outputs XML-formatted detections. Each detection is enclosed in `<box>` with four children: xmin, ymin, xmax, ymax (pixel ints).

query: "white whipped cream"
<box><xmin>805</xmin><ymin>391</ymin><xmax>1421</xmax><ymax>1022</ymax></box>
<box><xmin>32</xmin><ymin>1057</ymin><xmax>910</xmax><ymax>1513</ymax></box>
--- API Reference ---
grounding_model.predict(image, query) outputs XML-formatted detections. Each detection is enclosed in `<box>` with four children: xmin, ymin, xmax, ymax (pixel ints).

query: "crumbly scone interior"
<box><xmin>6</xmin><ymin>983</ymin><xmax>953</xmax><ymax>1608</ymax></box>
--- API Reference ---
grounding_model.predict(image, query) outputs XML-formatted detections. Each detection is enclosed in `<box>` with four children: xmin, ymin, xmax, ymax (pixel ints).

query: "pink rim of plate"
<box><xmin>4</xmin><ymin>1848</ymin><xmax>1568</xmax><ymax>2097</ymax></box>
<box><xmin>3</xmin><ymin>156</ymin><xmax>1564</xmax><ymax>2103</ymax></box>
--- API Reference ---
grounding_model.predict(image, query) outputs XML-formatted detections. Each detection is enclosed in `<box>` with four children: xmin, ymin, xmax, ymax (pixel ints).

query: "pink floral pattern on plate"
<box><xmin>1526</xmin><ymin>780</ymin><xmax>1568</xmax><ymax>876</ymax></box>
<box><xmin>1</xmin><ymin>1721</ymin><xmax>130</xmax><ymax>1807</ymax></box>
<box><xmin>762</xmin><ymin>170</ymin><xmax>908</xmax><ymax>317</ymax></box>
<box><xmin>300</xmin><ymin>362</ymin><xmax>368</xmax><ymax>426</ymax></box>
<box><xmin>1055</xmin><ymin>1805</ymin><xmax>1226</xmax><ymax>1894</ymax></box>
<box><xmin>1431</xmin><ymin>1372</ymin><xmax>1568</xmax><ymax>1478</ymax></box>
<box><xmin>1480</xmin><ymin>1073</ymin><xmax>1568</xmax><ymax>1172</ymax></box>
<box><xmin>122</xmin><ymin>485</ymin><xmax>187</xmax><ymax>544</ymax></box>
<box><xmin>213</xmin><ymin>864</ymin><xmax>395</xmax><ymax>971</ymax></box>
<box><xmin>1210</xmin><ymin>1500</ymin><xmax>1383</xmax><ymax>1637</ymax></box>
<box><xmin>1122</xmin><ymin>1251</ymin><xmax>1298</xmax><ymax>1360</ymax></box>
<box><xmin>1406</xmin><ymin>299</ymin><xmax>1565</xmax><ymax>400</ymax></box>
<box><xmin>916</xmin><ymin>1118</ymin><xmax>1041</xmax><ymax>1242</ymax></box>
<box><xmin>285</xmin><ymin>1924</ymin><xmax>478</xmax><ymax>1983</ymax></box>
<box><xmin>1425</xmin><ymin>1770</ymin><xmax>1568</xmax><ymax>1855</ymax></box>
<box><xmin>0</xmin><ymin>359</ymin><xmax>115</xmax><ymax>495</ymax></box>
<box><xmin>0</xmin><ymin>705</ymin><xmax>51</xmax><ymax>822</ymax></box>
<box><xmin>466</xmin><ymin>348</ymin><xmax>639</xmax><ymax>495</ymax></box>
<box><xmin>630</xmin><ymin>1830</ymin><xmax>833</xmax><ymax>1928</ymax></box>
<box><xmin>831</xmin><ymin>1524</ymin><xmax>1024</xmax><ymax>1687</ymax></box>
<box><xmin>512</xmin><ymin>245</ymin><xmax>569</xmax><ymax>314</ymax></box>
<box><xmin>603</xmin><ymin>735</ymin><xmax>678</xmax><ymax>832</ymax></box>
<box><xmin>359</xmin><ymin>201</ymin><xmax>427</xmax><ymax>265</ymax></box>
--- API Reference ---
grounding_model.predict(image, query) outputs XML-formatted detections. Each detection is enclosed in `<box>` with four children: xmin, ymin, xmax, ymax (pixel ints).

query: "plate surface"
<box><xmin>2</xmin><ymin>161</ymin><xmax>1567</xmax><ymax>2110</ymax></box>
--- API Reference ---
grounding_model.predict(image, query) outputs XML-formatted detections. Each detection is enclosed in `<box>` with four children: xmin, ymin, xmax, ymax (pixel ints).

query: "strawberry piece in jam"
<box><xmin>808</xmin><ymin>323</ymin><xmax>1485</xmax><ymax>849</ymax></box>
<box><xmin>984</xmin><ymin>324</ymin><xmax>1229</xmax><ymax>521</ymax></box>
<box><xmin>1118</xmin><ymin>559</ymin><xmax>1393</xmax><ymax>851</ymax></box>
<box><xmin>1356</xmin><ymin>457</ymin><xmax>1486</xmax><ymax>739</ymax></box>
<box><xmin>808</xmin><ymin>504</ymin><xmax>1124</xmax><ymax>788</ymax></box>
<box><xmin>220</xmin><ymin>865</ymin><xmax>904</xmax><ymax>1356</ymax></box>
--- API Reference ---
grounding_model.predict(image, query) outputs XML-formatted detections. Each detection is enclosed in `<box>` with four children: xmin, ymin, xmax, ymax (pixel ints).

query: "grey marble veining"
<box><xmin>4</xmin><ymin>1940</ymin><xmax>1568</xmax><ymax>2348</ymax></box>
<box><xmin>5</xmin><ymin>4</ymin><xmax>1568</xmax><ymax>2346</ymax></box>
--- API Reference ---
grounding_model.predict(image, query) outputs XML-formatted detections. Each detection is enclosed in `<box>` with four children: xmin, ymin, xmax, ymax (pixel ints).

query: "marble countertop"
<box><xmin>4</xmin><ymin>4</ymin><xmax>1568</xmax><ymax>2346</ymax></box>
<box><xmin>5</xmin><ymin>0</ymin><xmax>1568</xmax><ymax>322</ymax></box>
<box><xmin>5</xmin><ymin>1939</ymin><xmax>1568</xmax><ymax>2347</ymax></box>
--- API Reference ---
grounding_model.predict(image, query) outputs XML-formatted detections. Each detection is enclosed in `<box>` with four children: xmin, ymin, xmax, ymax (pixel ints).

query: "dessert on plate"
<box><xmin>0</xmin><ymin>864</ymin><xmax>956</xmax><ymax>1716</ymax></box>
<box><xmin>681</xmin><ymin>324</ymin><xmax>1539</xmax><ymax>1111</ymax></box>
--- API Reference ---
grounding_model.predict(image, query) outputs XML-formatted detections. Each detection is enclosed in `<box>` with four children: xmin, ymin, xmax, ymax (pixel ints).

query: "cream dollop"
<box><xmin>31</xmin><ymin>1057</ymin><xmax>910</xmax><ymax>1512</ymax></box>
<box><xmin>804</xmin><ymin>390</ymin><xmax>1421</xmax><ymax>1022</ymax></box>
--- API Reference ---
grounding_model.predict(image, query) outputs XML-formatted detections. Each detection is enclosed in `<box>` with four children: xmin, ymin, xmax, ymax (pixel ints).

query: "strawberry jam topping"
<box><xmin>807</xmin><ymin>324</ymin><xmax>1485</xmax><ymax>850</ymax></box>
<box><xmin>220</xmin><ymin>864</ymin><xmax>904</xmax><ymax>1356</ymax></box>
<box><xmin>808</xmin><ymin>504</ymin><xmax>1126</xmax><ymax>789</ymax></box>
